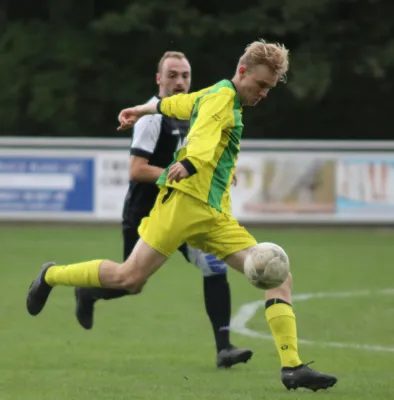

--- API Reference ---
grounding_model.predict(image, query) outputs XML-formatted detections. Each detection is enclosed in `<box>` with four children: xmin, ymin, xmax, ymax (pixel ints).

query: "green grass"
<box><xmin>1</xmin><ymin>225</ymin><xmax>394</xmax><ymax>399</ymax></box>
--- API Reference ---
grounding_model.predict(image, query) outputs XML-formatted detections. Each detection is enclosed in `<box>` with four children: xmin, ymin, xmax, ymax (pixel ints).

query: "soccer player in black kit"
<box><xmin>74</xmin><ymin>51</ymin><xmax>253</xmax><ymax>368</ymax></box>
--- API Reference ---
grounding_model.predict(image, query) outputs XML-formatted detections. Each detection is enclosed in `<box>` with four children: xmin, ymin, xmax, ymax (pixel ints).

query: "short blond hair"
<box><xmin>157</xmin><ymin>51</ymin><xmax>187</xmax><ymax>73</ymax></box>
<box><xmin>239</xmin><ymin>39</ymin><xmax>289</xmax><ymax>82</ymax></box>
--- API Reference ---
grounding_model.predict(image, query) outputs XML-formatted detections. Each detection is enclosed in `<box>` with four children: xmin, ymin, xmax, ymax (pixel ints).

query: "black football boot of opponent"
<box><xmin>216</xmin><ymin>346</ymin><xmax>253</xmax><ymax>368</ymax></box>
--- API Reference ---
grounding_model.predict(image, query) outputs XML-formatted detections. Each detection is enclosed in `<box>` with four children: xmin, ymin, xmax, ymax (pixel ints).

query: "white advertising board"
<box><xmin>95</xmin><ymin>151</ymin><xmax>129</xmax><ymax>221</ymax></box>
<box><xmin>0</xmin><ymin>138</ymin><xmax>394</xmax><ymax>224</ymax></box>
<box><xmin>231</xmin><ymin>151</ymin><xmax>394</xmax><ymax>223</ymax></box>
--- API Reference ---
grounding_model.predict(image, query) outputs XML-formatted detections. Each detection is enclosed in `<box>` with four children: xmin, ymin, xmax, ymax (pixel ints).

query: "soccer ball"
<box><xmin>244</xmin><ymin>242</ymin><xmax>290</xmax><ymax>290</ymax></box>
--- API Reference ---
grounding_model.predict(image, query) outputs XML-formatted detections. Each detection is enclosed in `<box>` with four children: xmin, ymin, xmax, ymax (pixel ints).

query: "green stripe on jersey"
<box><xmin>157</xmin><ymin>96</ymin><xmax>203</xmax><ymax>186</ymax></box>
<box><xmin>157</xmin><ymin>82</ymin><xmax>223</xmax><ymax>186</ymax></box>
<box><xmin>207</xmin><ymin>108</ymin><xmax>242</xmax><ymax>211</ymax></box>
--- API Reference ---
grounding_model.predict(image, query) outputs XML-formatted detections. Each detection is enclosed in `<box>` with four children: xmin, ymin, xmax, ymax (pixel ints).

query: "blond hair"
<box><xmin>157</xmin><ymin>51</ymin><xmax>187</xmax><ymax>73</ymax></box>
<box><xmin>239</xmin><ymin>39</ymin><xmax>289</xmax><ymax>82</ymax></box>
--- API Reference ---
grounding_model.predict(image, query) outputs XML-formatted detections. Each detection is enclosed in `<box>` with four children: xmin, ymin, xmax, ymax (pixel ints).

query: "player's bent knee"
<box><xmin>120</xmin><ymin>277</ymin><xmax>147</xmax><ymax>294</ymax></box>
<box><xmin>200</xmin><ymin>254</ymin><xmax>227</xmax><ymax>277</ymax></box>
<box><xmin>186</xmin><ymin>246</ymin><xmax>228</xmax><ymax>276</ymax></box>
<box><xmin>128</xmin><ymin>281</ymin><xmax>146</xmax><ymax>294</ymax></box>
<box><xmin>113</xmin><ymin>266</ymin><xmax>147</xmax><ymax>293</ymax></box>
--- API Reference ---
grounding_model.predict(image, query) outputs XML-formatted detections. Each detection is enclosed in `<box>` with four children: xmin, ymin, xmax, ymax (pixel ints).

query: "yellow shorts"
<box><xmin>138</xmin><ymin>187</ymin><xmax>257</xmax><ymax>260</ymax></box>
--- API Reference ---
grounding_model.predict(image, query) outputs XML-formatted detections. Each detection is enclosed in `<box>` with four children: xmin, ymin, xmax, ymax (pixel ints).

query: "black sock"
<box><xmin>203</xmin><ymin>274</ymin><xmax>232</xmax><ymax>352</ymax></box>
<box><xmin>82</xmin><ymin>287</ymin><xmax>130</xmax><ymax>301</ymax></box>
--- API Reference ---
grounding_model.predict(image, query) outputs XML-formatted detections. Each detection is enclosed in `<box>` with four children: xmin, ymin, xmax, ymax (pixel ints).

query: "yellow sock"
<box><xmin>45</xmin><ymin>260</ymin><xmax>103</xmax><ymax>287</ymax></box>
<box><xmin>265</xmin><ymin>301</ymin><xmax>303</xmax><ymax>368</ymax></box>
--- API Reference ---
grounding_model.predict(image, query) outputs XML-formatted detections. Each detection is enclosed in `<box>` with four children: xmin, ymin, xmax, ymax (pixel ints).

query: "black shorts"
<box><xmin>122</xmin><ymin>210</ymin><xmax>189</xmax><ymax>262</ymax></box>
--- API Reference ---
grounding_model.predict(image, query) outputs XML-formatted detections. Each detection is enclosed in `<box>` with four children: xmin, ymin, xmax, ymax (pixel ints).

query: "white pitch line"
<box><xmin>230</xmin><ymin>288</ymin><xmax>394</xmax><ymax>353</ymax></box>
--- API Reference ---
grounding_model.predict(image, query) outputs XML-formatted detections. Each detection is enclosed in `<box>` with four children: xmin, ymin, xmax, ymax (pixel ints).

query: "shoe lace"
<box><xmin>305</xmin><ymin>361</ymin><xmax>315</xmax><ymax>368</ymax></box>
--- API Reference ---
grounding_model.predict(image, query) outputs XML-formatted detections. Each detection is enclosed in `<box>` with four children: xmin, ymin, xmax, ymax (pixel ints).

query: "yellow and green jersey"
<box><xmin>156</xmin><ymin>79</ymin><xmax>243</xmax><ymax>214</ymax></box>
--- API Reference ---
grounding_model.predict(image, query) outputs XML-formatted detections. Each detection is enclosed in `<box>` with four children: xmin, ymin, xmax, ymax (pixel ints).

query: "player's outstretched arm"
<box><xmin>117</xmin><ymin>98</ymin><xmax>160</xmax><ymax>131</ymax></box>
<box><xmin>117</xmin><ymin>87</ymin><xmax>212</xmax><ymax>131</ymax></box>
<box><xmin>158</xmin><ymin>87</ymin><xmax>212</xmax><ymax>120</ymax></box>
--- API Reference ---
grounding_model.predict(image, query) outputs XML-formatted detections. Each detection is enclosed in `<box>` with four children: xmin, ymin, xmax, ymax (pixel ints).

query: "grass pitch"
<box><xmin>1</xmin><ymin>225</ymin><xmax>394</xmax><ymax>399</ymax></box>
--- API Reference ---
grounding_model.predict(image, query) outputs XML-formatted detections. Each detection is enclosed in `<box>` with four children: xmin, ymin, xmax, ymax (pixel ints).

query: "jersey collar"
<box><xmin>227</xmin><ymin>80</ymin><xmax>242</xmax><ymax>109</ymax></box>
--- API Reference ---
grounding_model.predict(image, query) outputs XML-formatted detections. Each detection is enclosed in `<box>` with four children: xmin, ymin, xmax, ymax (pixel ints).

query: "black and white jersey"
<box><xmin>122</xmin><ymin>96</ymin><xmax>189</xmax><ymax>222</ymax></box>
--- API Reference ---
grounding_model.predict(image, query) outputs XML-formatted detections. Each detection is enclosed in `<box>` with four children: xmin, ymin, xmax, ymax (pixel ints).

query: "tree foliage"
<box><xmin>1</xmin><ymin>0</ymin><xmax>393</xmax><ymax>138</ymax></box>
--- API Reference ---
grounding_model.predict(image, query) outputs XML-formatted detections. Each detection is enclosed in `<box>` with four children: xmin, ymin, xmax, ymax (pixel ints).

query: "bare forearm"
<box><xmin>139</xmin><ymin>99</ymin><xmax>160</xmax><ymax>116</ymax></box>
<box><xmin>130</xmin><ymin>164</ymin><xmax>164</xmax><ymax>183</ymax></box>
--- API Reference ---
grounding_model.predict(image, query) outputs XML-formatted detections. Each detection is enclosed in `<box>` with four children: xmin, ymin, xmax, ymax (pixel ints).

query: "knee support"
<box><xmin>182</xmin><ymin>244</ymin><xmax>228</xmax><ymax>276</ymax></box>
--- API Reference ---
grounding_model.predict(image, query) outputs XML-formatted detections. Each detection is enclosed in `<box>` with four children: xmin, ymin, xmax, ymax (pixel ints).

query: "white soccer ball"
<box><xmin>244</xmin><ymin>242</ymin><xmax>290</xmax><ymax>290</ymax></box>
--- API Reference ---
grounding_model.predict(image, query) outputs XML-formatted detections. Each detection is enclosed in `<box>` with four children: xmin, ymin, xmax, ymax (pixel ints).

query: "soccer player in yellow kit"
<box><xmin>27</xmin><ymin>39</ymin><xmax>337</xmax><ymax>391</ymax></box>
